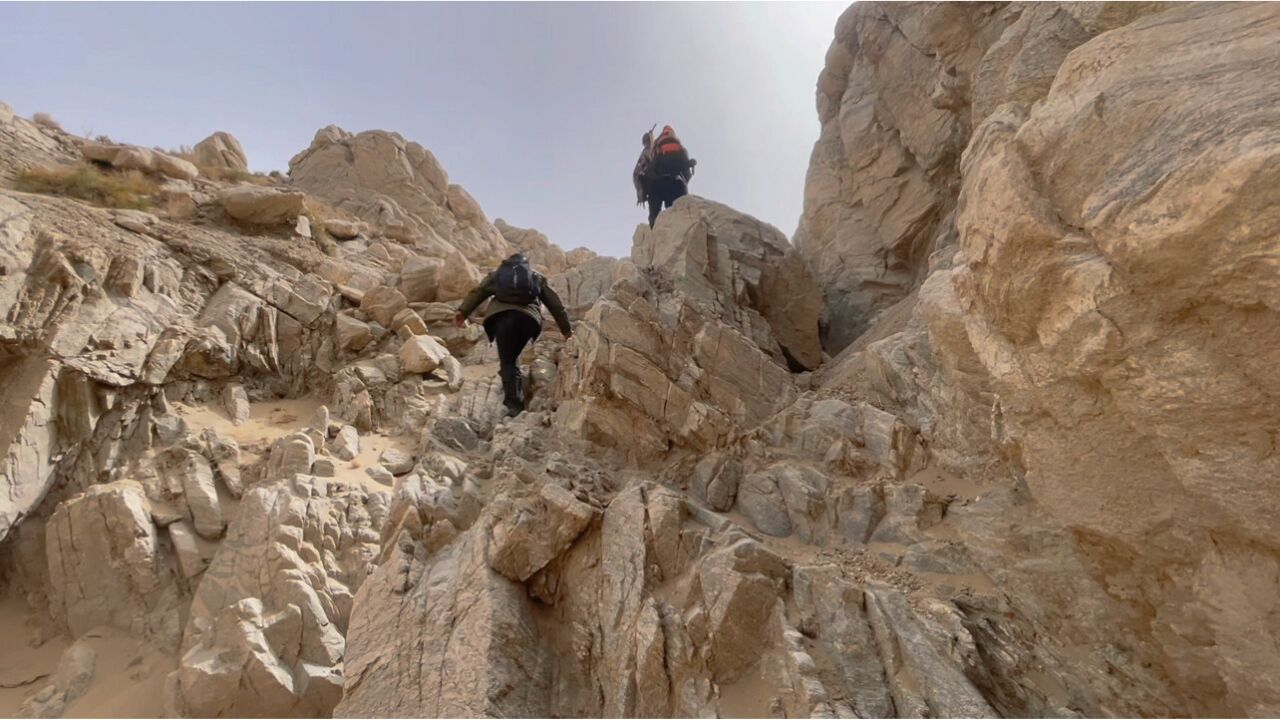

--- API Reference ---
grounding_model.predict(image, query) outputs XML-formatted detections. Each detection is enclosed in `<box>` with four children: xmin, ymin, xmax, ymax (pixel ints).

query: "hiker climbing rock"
<box><xmin>634</xmin><ymin>124</ymin><xmax>696</xmax><ymax>228</ymax></box>
<box><xmin>455</xmin><ymin>253</ymin><xmax>573</xmax><ymax>417</ymax></box>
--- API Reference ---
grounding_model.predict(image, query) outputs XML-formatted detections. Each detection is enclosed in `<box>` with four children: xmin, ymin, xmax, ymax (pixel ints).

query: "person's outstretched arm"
<box><xmin>455</xmin><ymin>272</ymin><xmax>496</xmax><ymax>326</ymax></box>
<box><xmin>540</xmin><ymin>281</ymin><xmax>574</xmax><ymax>338</ymax></box>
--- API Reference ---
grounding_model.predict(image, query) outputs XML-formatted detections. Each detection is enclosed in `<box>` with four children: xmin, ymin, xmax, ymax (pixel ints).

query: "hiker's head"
<box><xmin>505</xmin><ymin>253</ymin><xmax>528</xmax><ymax>266</ymax></box>
<box><xmin>641</xmin><ymin>131</ymin><xmax>652</xmax><ymax>147</ymax></box>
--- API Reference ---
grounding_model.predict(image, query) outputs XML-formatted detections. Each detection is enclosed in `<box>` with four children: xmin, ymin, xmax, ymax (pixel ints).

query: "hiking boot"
<box><xmin>499</xmin><ymin>365</ymin><xmax>525</xmax><ymax>417</ymax></box>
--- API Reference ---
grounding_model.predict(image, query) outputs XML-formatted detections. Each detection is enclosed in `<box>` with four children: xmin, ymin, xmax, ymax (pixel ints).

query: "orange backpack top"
<box><xmin>654</xmin><ymin>126</ymin><xmax>684</xmax><ymax>156</ymax></box>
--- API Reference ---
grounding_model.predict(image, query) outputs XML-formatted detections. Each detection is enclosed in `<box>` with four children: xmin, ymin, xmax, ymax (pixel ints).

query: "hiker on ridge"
<box><xmin>634</xmin><ymin>124</ymin><xmax>696</xmax><ymax>229</ymax></box>
<box><xmin>454</xmin><ymin>253</ymin><xmax>573</xmax><ymax>417</ymax></box>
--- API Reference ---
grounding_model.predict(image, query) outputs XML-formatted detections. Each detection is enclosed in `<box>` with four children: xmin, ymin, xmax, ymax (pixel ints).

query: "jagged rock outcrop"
<box><xmin>287</xmin><ymin>126</ymin><xmax>509</xmax><ymax>298</ymax></box>
<box><xmin>0</xmin><ymin>106</ymin><xmax>70</xmax><ymax>182</ymax></box>
<box><xmin>340</xmin><ymin>477</ymin><xmax>1019</xmax><ymax>718</ymax></box>
<box><xmin>795</xmin><ymin>2</ymin><xmax>1173</xmax><ymax>352</ymax></box>
<box><xmin>547</xmin><ymin>256</ymin><xmax>637</xmax><ymax>317</ymax></box>
<box><xmin>495</xmin><ymin>219</ymin><xmax>570</xmax><ymax>274</ymax></box>
<box><xmin>166</xmin><ymin>473</ymin><xmax>385</xmax><ymax>717</ymax></box>
<box><xmin>555</xmin><ymin>197</ymin><xmax>822</xmax><ymax>455</ymax></box>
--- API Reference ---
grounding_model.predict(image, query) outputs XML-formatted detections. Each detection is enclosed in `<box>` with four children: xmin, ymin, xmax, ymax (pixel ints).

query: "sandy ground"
<box><xmin>0</xmin><ymin>597</ymin><xmax>172</xmax><ymax>718</ymax></box>
<box><xmin>175</xmin><ymin>397</ymin><xmax>323</xmax><ymax>462</ymax></box>
<box><xmin>175</xmin><ymin>396</ymin><xmax>416</xmax><ymax>495</ymax></box>
<box><xmin>0</xmin><ymin>597</ymin><xmax>69</xmax><ymax>716</ymax></box>
<box><xmin>717</xmin><ymin>660</ymin><xmax>778</xmax><ymax>718</ymax></box>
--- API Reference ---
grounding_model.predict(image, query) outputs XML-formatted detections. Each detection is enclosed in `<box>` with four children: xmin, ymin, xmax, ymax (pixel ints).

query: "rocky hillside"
<box><xmin>1</xmin><ymin>2</ymin><xmax>1277</xmax><ymax>718</ymax></box>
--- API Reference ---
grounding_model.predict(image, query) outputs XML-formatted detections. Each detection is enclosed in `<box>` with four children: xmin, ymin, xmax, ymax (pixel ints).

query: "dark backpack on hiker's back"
<box><xmin>494</xmin><ymin>257</ymin><xmax>540</xmax><ymax>304</ymax></box>
<box><xmin>652</xmin><ymin>125</ymin><xmax>691</xmax><ymax>179</ymax></box>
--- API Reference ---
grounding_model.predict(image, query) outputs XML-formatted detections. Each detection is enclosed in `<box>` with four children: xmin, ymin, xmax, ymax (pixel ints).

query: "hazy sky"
<box><xmin>0</xmin><ymin>1</ymin><xmax>846</xmax><ymax>257</ymax></box>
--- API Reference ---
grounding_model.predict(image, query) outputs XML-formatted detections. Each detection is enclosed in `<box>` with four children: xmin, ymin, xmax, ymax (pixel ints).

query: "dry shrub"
<box><xmin>15</xmin><ymin>163</ymin><xmax>158</xmax><ymax>210</ymax></box>
<box><xmin>216</xmin><ymin>167</ymin><xmax>274</xmax><ymax>185</ymax></box>
<box><xmin>32</xmin><ymin>112</ymin><xmax>62</xmax><ymax>131</ymax></box>
<box><xmin>198</xmin><ymin>163</ymin><xmax>272</xmax><ymax>185</ymax></box>
<box><xmin>302</xmin><ymin>199</ymin><xmax>347</xmax><ymax>256</ymax></box>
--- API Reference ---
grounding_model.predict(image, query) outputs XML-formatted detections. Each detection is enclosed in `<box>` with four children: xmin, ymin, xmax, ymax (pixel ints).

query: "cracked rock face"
<box><xmin>45</xmin><ymin>481</ymin><xmax>182</xmax><ymax>648</ymax></box>
<box><xmin>167</xmin><ymin>474</ymin><xmax>383</xmax><ymax>717</ymax></box>
<box><xmin>2</xmin><ymin>3</ymin><xmax>1279</xmax><ymax>718</ymax></box>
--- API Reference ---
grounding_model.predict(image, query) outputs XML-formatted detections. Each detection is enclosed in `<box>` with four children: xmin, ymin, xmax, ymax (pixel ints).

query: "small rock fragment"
<box><xmin>222</xmin><ymin>382</ymin><xmax>250</xmax><ymax>425</ymax></box>
<box><xmin>365</xmin><ymin>465</ymin><xmax>394</xmax><ymax>486</ymax></box>
<box><xmin>330</xmin><ymin>424</ymin><xmax>360</xmax><ymax>461</ymax></box>
<box><xmin>400</xmin><ymin>335</ymin><xmax>450</xmax><ymax>374</ymax></box>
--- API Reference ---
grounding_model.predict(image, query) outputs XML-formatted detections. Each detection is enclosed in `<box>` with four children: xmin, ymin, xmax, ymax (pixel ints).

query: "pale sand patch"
<box><xmin>0</xmin><ymin>596</ymin><xmax>173</xmax><ymax>718</ymax></box>
<box><xmin>63</xmin><ymin>630</ymin><xmax>173</xmax><ymax>718</ymax></box>
<box><xmin>0</xmin><ymin>596</ymin><xmax>68</xmax><ymax>716</ymax></box>
<box><xmin>717</xmin><ymin>659</ymin><xmax>779</xmax><ymax>718</ymax></box>
<box><xmin>175</xmin><ymin>396</ymin><xmax>323</xmax><ymax>459</ymax></box>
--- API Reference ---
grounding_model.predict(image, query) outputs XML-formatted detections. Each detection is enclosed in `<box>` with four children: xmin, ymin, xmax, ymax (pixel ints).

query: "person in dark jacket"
<box><xmin>635</xmin><ymin>125</ymin><xmax>696</xmax><ymax>228</ymax></box>
<box><xmin>454</xmin><ymin>254</ymin><xmax>573</xmax><ymax>416</ymax></box>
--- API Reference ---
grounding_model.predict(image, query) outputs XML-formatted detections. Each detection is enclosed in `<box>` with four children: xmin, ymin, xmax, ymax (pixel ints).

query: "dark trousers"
<box><xmin>647</xmin><ymin>176</ymin><xmax>688</xmax><ymax>228</ymax></box>
<box><xmin>486</xmin><ymin>310</ymin><xmax>541</xmax><ymax>410</ymax></box>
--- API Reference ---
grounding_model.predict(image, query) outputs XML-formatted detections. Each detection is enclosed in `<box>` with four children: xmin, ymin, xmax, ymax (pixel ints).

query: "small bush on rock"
<box><xmin>32</xmin><ymin>112</ymin><xmax>62</xmax><ymax>131</ymax></box>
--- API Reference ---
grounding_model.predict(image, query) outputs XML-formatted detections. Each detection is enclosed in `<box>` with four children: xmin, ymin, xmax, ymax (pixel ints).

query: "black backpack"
<box><xmin>652</xmin><ymin>146</ymin><xmax>690</xmax><ymax>179</ymax></box>
<box><xmin>494</xmin><ymin>258</ymin><xmax>540</xmax><ymax>304</ymax></box>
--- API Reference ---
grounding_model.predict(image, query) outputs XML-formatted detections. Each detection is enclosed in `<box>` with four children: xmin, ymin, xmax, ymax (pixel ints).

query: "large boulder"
<box><xmin>45</xmin><ymin>481</ymin><xmax>181</xmax><ymax>647</ymax></box>
<box><xmin>633</xmin><ymin>197</ymin><xmax>821</xmax><ymax>369</ymax></box>
<box><xmin>191</xmin><ymin>131</ymin><xmax>249</xmax><ymax>172</ymax></box>
<box><xmin>0</xmin><ymin>358</ymin><xmax>58</xmax><ymax>542</ymax></box>
<box><xmin>81</xmin><ymin>141</ymin><xmax>199</xmax><ymax>181</ymax></box>
<box><xmin>359</xmin><ymin>285</ymin><xmax>408</xmax><ymax>328</ymax></box>
<box><xmin>217</xmin><ymin>186</ymin><xmax>306</xmax><ymax>224</ymax></box>
<box><xmin>399</xmin><ymin>255</ymin><xmax>443</xmax><ymax>303</ymax></box>
<box><xmin>400</xmin><ymin>335</ymin><xmax>451</xmax><ymax>375</ymax></box>
<box><xmin>487</xmin><ymin>484</ymin><xmax>596</xmax><ymax>582</ymax></box>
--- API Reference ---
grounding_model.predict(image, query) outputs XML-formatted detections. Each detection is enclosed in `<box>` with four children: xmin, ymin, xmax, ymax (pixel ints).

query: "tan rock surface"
<box><xmin>217</xmin><ymin>185</ymin><xmax>306</xmax><ymax>224</ymax></box>
<box><xmin>288</xmin><ymin>126</ymin><xmax>511</xmax><ymax>265</ymax></box>
<box><xmin>191</xmin><ymin>131</ymin><xmax>248</xmax><ymax>172</ymax></box>
<box><xmin>80</xmin><ymin>141</ymin><xmax>199</xmax><ymax>181</ymax></box>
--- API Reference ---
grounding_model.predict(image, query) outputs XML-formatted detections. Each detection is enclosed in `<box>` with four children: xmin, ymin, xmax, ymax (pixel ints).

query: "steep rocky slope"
<box><xmin>800</xmin><ymin>2</ymin><xmax>1280</xmax><ymax>716</ymax></box>
<box><xmin>1</xmin><ymin>1</ymin><xmax>1278</xmax><ymax>718</ymax></box>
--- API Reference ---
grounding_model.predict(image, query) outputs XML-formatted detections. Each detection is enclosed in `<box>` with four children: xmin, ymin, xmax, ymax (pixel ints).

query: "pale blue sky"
<box><xmin>0</xmin><ymin>1</ymin><xmax>846</xmax><ymax>256</ymax></box>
